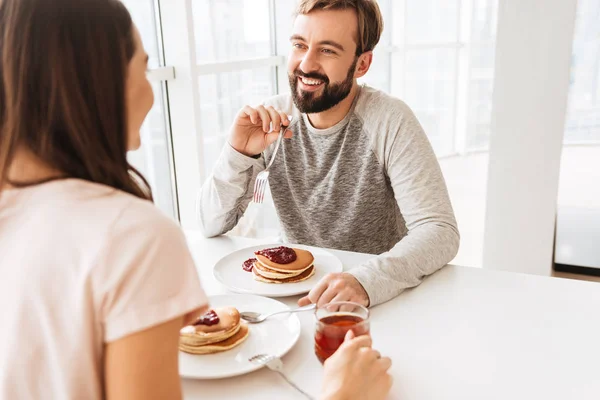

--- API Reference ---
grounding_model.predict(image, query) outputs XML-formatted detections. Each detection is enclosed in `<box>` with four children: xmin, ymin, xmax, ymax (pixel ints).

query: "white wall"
<box><xmin>482</xmin><ymin>0</ymin><xmax>578</xmax><ymax>275</ymax></box>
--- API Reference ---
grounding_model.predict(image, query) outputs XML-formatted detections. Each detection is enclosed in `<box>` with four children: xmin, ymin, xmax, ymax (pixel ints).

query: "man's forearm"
<box><xmin>197</xmin><ymin>144</ymin><xmax>264</xmax><ymax>237</ymax></box>
<box><xmin>347</xmin><ymin>222</ymin><xmax>460</xmax><ymax>306</ymax></box>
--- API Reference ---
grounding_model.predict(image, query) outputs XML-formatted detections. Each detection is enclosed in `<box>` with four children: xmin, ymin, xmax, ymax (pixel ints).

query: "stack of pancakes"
<box><xmin>179</xmin><ymin>307</ymin><xmax>249</xmax><ymax>355</ymax></box>
<box><xmin>252</xmin><ymin>248</ymin><xmax>315</xmax><ymax>284</ymax></box>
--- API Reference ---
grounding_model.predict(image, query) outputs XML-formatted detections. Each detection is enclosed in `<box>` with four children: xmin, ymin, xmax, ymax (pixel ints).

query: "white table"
<box><xmin>182</xmin><ymin>231</ymin><xmax>600</xmax><ymax>400</ymax></box>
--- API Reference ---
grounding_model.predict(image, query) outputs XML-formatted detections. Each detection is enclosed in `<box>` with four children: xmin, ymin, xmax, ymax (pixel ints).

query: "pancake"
<box><xmin>179</xmin><ymin>307</ymin><xmax>241</xmax><ymax>346</ymax></box>
<box><xmin>252</xmin><ymin>259</ymin><xmax>313</xmax><ymax>280</ymax></box>
<box><xmin>179</xmin><ymin>323</ymin><xmax>249</xmax><ymax>355</ymax></box>
<box><xmin>180</xmin><ymin>323</ymin><xmax>240</xmax><ymax>347</ymax></box>
<box><xmin>253</xmin><ymin>265</ymin><xmax>315</xmax><ymax>284</ymax></box>
<box><xmin>255</xmin><ymin>248</ymin><xmax>314</xmax><ymax>273</ymax></box>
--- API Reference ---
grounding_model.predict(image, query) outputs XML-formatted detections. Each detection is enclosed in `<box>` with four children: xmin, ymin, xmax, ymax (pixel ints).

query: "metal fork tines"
<box><xmin>253</xmin><ymin>124</ymin><xmax>287</xmax><ymax>204</ymax></box>
<box><xmin>248</xmin><ymin>354</ymin><xmax>314</xmax><ymax>399</ymax></box>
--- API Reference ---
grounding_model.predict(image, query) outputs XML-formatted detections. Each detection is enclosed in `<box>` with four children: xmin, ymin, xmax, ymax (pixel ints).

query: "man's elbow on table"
<box><xmin>195</xmin><ymin>192</ymin><xmax>228</xmax><ymax>238</ymax></box>
<box><xmin>431</xmin><ymin>221</ymin><xmax>460</xmax><ymax>270</ymax></box>
<box><xmin>198</xmin><ymin>224</ymin><xmax>222</xmax><ymax>239</ymax></box>
<box><xmin>404</xmin><ymin>220</ymin><xmax>460</xmax><ymax>276</ymax></box>
<box><xmin>196</xmin><ymin>210</ymin><xmax>224</xmax><ymax>239</ymax></box>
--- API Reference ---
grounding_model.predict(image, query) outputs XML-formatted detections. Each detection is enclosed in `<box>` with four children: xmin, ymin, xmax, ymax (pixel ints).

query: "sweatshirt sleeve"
<box><xmin>196</xmin><ymin>143</ymin><xmax>265</xmax><ymax>237</ymax></box>
<box><xmin>347</xmin><ymin>102</ymin><xmax>460</xmax><ymax>306</ymax></box>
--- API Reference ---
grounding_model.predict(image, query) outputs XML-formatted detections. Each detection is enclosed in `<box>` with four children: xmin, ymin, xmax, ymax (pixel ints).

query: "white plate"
<box><xmin>179</xmin><ymin>294</ymin><xmax>301</xmax><ymax>379</ymax></box>
<box><xmin>213</xmin><ymin>243</ymin><xmax>343</xmax><ymax>297</ymax></box>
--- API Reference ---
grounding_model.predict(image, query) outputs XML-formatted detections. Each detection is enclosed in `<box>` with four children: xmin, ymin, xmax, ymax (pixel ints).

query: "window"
<box><xmin>463</xmin><ymin>0</ymin><xmax>499</xmax><ymax>150</ymax></box>
<box><xmin>121</xmin><ymin>0</ymin><xmax>178</xmax><ymax>219</ymax></box>
<box><xmin>198</xmin><ymin>68</ymin><xmax>277</xmax><ymax>174</ymax></box>
<box><xmin>564</xmin><ymin>0</ymin><xmax>600</xmax><ymax>143</ymax></box>
<box><xmin>359</xmin><ymin>0</ymin><xmax>392</xmax><ymax>93</ymax></box>
<box><xmin>190</xmin><ymin>0</ymin><xmax>282</xmax><ymax>178</ymax></box>
<box><xmin>193</xmin><ymin>0</ymin><xmax>272</xmax><ymax>63</ymax></box>
<box><xmin>358</xmin><ymin>0</ymin><xmax>499</xmax><ymax>156</ymax></box>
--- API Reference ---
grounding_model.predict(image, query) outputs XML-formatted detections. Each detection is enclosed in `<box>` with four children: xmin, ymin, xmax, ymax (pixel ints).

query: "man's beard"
<box><xmin>288</xmin><ymin>58</ymin><xmax>358</xmax><ymax>114</ymax></box>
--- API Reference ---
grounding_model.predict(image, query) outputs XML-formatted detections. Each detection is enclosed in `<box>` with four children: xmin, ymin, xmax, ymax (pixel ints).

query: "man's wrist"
<box><xmin>343</xmin><ymin>272</ymin><xmax>371</xmax><ymax>307</ymax></box>
<box><xmin>227</xmin><ymin>141</ymin><xmax>261</xmax><ymax>159</ymax></box>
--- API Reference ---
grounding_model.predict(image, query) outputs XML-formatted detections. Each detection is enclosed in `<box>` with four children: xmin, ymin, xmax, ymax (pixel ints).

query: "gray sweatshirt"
<box><xmin>197</xmin><ymin>85</ymin><xmax>460</xmax><ymax>306</ymax></box>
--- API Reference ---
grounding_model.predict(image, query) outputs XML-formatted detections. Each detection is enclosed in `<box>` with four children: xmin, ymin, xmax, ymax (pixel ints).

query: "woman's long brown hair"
<box><xmin>0</xmin><ymin>0</ymin><xmax>152</xmax><ymax>200</ymax></box>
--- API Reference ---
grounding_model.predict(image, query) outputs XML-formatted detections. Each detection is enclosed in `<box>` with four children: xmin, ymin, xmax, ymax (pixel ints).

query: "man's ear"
<box><xmin>354</xmin><ymin>51</ymin><xmax>373</xmax><ymax>79</ymax></box>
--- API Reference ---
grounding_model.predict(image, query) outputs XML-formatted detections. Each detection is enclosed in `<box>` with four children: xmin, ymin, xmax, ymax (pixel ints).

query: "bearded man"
<box><xmin>197</xmin><ymin>0</ymin><xmax>460</xmax><ymax>308</ymax></box>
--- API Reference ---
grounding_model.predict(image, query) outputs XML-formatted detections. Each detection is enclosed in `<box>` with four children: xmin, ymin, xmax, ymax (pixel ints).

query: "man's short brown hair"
<box><xmin>294</xmin><ymin>0</ymin><xmax>384</xmax><ymax>56</ymax></box>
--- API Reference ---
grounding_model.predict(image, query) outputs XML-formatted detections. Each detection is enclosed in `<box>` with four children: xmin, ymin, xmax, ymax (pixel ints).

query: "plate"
<box><xmin>213</xmin><ymin>243</ymin><xmax>343</xmax><ymax>297</ymax></box>
<box><xmin>179</xmin><ymin>294</ymin><xmax>301</xmax><ymax>379</ymax></box>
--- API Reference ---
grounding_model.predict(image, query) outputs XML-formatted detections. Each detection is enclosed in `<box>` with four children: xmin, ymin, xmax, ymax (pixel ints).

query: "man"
<box><xmin>198</xmin><ymin>0</ymin><xmax>459</xmax><ymax>308</ymax></box>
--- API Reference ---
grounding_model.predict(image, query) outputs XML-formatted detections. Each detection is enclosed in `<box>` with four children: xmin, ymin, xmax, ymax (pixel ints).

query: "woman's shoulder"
<box><xmin>48</xmin><ymin>178</ymin><xmax>181</xmax><ymax>240</ymax></box>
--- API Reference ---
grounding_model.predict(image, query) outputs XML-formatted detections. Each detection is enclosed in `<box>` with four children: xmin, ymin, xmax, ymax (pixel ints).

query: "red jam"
<box><xmin>242</xmin><ymin>258</ymin><xmax>256</xmax><ymax>272</ymax></box>
<box><xmin>193</xmin><ymin>310</ymin><xmax>219</xmax><ymax>326</ymax></box>
<box><xmin>255</xmin><ymin>246</ymin><xmax>297</xmax><ymax>264</ymax></box>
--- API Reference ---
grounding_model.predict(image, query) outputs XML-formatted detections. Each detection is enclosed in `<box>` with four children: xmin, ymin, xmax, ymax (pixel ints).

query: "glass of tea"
<box><xmin>314</xmin><ymin>301</ymin><xmax>370</xmax><ymax>364</ymax></box>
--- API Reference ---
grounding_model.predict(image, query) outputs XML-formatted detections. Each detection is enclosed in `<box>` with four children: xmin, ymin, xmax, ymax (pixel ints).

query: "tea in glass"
<box><xmin>314</xmin><ymin>301</ymin><xmax>370</xmax><ymax>363</ymax></box>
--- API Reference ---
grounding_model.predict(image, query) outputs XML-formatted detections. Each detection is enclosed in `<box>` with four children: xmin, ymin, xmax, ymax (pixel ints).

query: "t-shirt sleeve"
<box><xmin>93</xmin><ymin>201</ymin><xmax>208</xmax><ymax>343</ymax></box>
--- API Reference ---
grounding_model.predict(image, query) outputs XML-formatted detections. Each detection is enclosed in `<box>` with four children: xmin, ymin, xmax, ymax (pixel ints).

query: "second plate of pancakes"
<box><xmin>179</xmin><ymin>294</ymin><xmax>301</xmax><ymax>379</ymax></box>
<box><xmin>213</xmin><ymin>243</ymin><xmax>343</xmax><ymax>297</ymax></box>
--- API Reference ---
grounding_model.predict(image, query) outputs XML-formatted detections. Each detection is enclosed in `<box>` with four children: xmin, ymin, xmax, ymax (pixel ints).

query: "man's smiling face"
<box><xmin>287</xmin><ymin>8</ymin><xmax>361</xmax><ymax>113</ymax></box>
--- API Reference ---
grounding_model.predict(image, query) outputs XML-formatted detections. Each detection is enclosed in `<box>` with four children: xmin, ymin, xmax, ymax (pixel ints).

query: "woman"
<box><xmin>0</xmin><ymin>0</ymin><xmax>392</xmax><ymax>399</ymax></box>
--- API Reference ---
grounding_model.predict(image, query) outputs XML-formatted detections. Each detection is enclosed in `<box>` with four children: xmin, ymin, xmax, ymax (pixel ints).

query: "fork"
<box><xmin>252</xmin><ymin>123</ymin><xmax>288</xmax><ymax>203</ymax></box>
<box><xmin>249</xmin><ymin>354</ymin><xmax>314</xmax><ymax>399</ymax></box>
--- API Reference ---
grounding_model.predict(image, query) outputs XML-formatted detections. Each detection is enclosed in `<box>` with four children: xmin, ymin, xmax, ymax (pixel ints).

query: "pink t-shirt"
<box><xmin>0</xmin><ymin>179</ymin><xmax>208</xmax><ymax>399</ymax></box>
